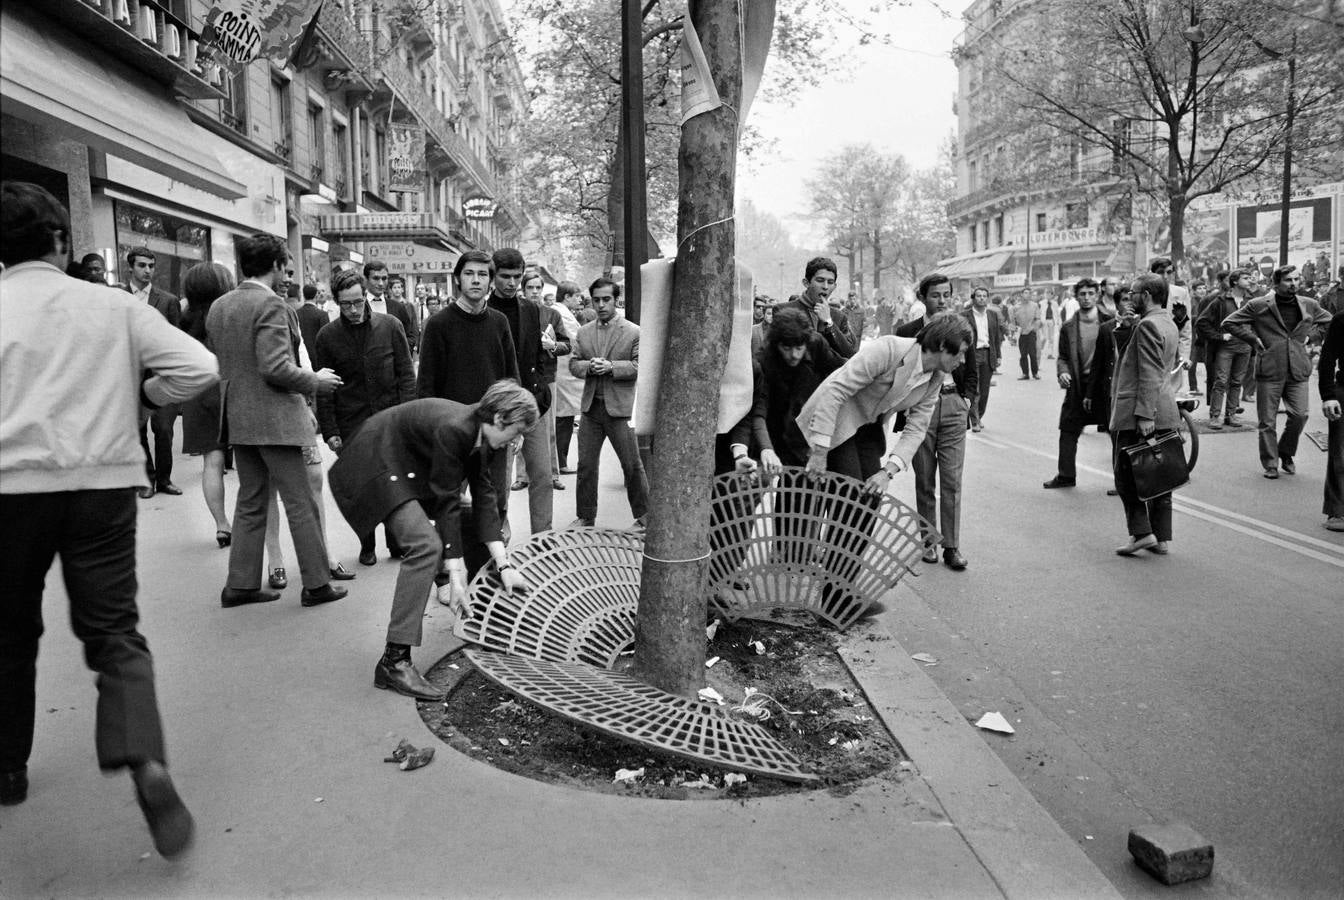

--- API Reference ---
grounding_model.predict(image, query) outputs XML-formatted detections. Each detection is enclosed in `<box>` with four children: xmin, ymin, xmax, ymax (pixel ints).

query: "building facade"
<box><xmin>1</xmin><ymin>0</ymin><xmax>527</xmax><ymax>306</ymax></box>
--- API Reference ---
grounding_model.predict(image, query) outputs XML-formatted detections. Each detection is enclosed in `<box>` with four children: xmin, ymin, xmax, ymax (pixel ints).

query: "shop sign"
<box><xmin>387</xmin><ymin>123</ymin><xmax>426</xmax><ymax>195</ymax></box>
<box><xmin>993</xmin><ymin>273</ymin><xmax>1027</xmax><ymax>287</ymax></box>
<box><xmin>1030</xmin><ymin>227</ymin><xmax>1100</xmax><ymax>247</ymax></box>
<box><xmin>364</xmin><ymin>241</ymin><xmax>457</xmax><ymax>275</ymax></box>
<box><xmin>462</xmin><ymin>196</ymin><xmax>499</xmax><ymax>221</ymax></box>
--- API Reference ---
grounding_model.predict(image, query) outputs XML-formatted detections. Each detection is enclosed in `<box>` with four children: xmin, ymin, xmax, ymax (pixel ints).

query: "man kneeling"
<box><xmin>328</xmin><ymin>380</ymin><xmax>534</xmax><ymax>700</ymax></box>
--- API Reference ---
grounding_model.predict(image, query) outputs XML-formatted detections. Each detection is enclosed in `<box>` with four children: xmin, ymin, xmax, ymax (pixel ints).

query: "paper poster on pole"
<box><xmin>633</xmin><ymin>259</ymin><xmax>754</xmax><ymax>436</ymax></box>
<box><xmin>680</xmin><ymin>17</ymin><xmax>722</xmax><ymax>124</ymax></box>
<box><xmin>739</xmin><ymin>0</ymin><xmax>776</xmax><ymax>127</ymax></box>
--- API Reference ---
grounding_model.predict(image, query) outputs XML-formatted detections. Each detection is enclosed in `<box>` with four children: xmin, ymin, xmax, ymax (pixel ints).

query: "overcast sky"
<box><xmin>738</xmin><ymin>0</ymin><xmax>963</xmax><ymax>247</ymax></box>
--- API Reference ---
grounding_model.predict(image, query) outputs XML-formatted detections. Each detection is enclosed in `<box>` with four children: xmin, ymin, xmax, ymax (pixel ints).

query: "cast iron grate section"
<box><xmin>454</xmin><ymin>528</ymin><xmax>641</xmax><ymax>669</ymax></box>
<box><xmin>465</xmin><ymin>649</ymin><xmax>818</xmax><ymax>783</ymax></box>
<box><xmin>706</xmin><ymin>467</ymin><xmax>936</xmax><ymax>630</ymax></box>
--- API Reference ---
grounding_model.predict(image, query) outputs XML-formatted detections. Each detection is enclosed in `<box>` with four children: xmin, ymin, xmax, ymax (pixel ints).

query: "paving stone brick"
<box><xmin>1128</xmin><ymin>823</ymin><xmax>1214</xmax><ymax>885</ymax></box>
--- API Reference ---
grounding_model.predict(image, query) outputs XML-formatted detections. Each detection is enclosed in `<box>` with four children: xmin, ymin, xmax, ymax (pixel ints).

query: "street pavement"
<box><xmin>2</xmin><ymin>433</ymin><xmax>1121</xmax><ymax>899</ymax></box>
<box><xmin>882</xmin><ymin>352</ymin><xmax>1343</xmax><ymax>900</ymax></box>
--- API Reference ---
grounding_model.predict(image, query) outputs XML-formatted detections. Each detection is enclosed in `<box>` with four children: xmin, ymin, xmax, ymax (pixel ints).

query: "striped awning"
<box><xmin>930</xmin><ymin>250</ymin><xmax>1014</xmax><ymax>279</ymax></box>
<box><xmin>318</xmin><ymin>212</ymin><xmax>452</xmax><ymax>242</ymax></box>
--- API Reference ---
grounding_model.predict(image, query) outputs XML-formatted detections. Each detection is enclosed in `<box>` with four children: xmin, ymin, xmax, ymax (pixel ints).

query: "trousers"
<box><xmin>1019</xmin><ymin>331</ymin><xmax>1039</xmax><ymax>377</ymax></box>
<box><xmin>138</xmin><ymin>405</ymin><xmax>178</xmax><ymax>485</ymax></box>
<box><xmin>1208</xmin><ymin>344</ymin><xmax>1250</xmax><ymax>421</ymax></box>
<box><xmin>913</xmin><ymin>393</ymin><xmax>969</xmax><ymax>549</ymax></box>
<box><xmin>228</xmin><ymin>445</ymin><xmax>330</xmax><ymax>590</ymax></box>
<box><xmin>383</xmin><ymin>501</ymin><xmax>443</xmax><ymax>647</ymax></box>
<box><xmin>1255</xmin><ymin>377</ymin><xmax>1310</xmax><ymax>468</ymax></box>
<box><xmin>0</xmin><ymin>489</ymin><xmax>165</xmax><ymax>773</ymax></box>
<box><xmin>1112</xmin><ymin>430</ymin><xmax>1173</xmax><ymax>541</ymax></box>
<box><xmin>1326</xmin><ymin>401</ymin><xmax>1344</xmax><ymax>517</ymax></box>
<box><xmin>577</xmin><ymin>398</ymin><xmax>649</xmax><ymax>522</ymax></box>
<box><xmin>973</xmin><ymin>347</ymin><xmax>993</xmax><ymax>422</ymax></box>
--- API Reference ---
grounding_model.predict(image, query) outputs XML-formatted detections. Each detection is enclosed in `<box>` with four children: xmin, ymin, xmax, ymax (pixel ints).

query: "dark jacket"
<box><xmin>382</xmin><ymin>296</ymin><xmax>419</xmax><ymax>352</ymax></box>
<box><xmin>783</xmin><ymin>297</ymin><xmax>858</xmax><ymax>357</ymax></box>
<box><xmin>536</xmin><ymin>303</ymin><xmax>573</xmax><ymax>385</ymax></box>
<box><xmin>124</xmin><ymin>283</ymin><xmax>181</xmax><ymax>329</ymax></box>
<box><xmin>1056</xmin><ymin>309</ymin><xmax>1115</xmax><ymax>431</ymax></box>
<box><xmin>757</xmin><ymin>334</ymin><xmax>844</xmax><ymax>466</ymax></box>
<box><xmin>1223</xmin><ymin>293</ymin><xmax>1333</xmax><ymax>383</ymax></box>
<box><xmin>895</xmin><ymin>313</ymin><xmax>980</xmax><ymax>400</ymax></box>
<box><xmin>296</xmin><ymin>302</ymin><xmax>330</xmax><ymax>362</ymax></box>
<box><xmin>1194</xmin><ymin>292</ymin><xmax>1251</xmax><ymax>352</ymax></box>
<box><xmin>965</xmin><ymin>304</ymin><xmax>1004</xmax><ymax>371</ymax></box>
<box><xmin>313</xmin><ymin>306</ymin><xmax>415</xmax><ymax>441</ymax></box>
<box><xmin>327</xmin><ymin>398</ymin><xmax>502</xmax><ymax>558</ymax></box>
<box><xmin>716</xmin><ymin>359</ymin><xmax>772</xmax><ymax>475</ymax></box>
<box><xmin>489</xmin><ymin>293</ymin><xmax>553</xmax><ymax>413</ymax></box>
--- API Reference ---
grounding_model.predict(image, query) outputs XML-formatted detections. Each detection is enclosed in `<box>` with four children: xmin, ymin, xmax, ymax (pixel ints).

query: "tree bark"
<box><xmin>629</xmin><ymin>0</ymin><xmax>741</xmax><ymax>696</ymax></box>
<box><xmin>870</xmin><ymin>231</ymin><xmax>883</xmax><ymax>291</ymax></box>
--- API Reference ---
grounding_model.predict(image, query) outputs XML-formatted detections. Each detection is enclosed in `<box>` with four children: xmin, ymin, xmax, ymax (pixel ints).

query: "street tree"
<box><xmin>965</xmin><ymin>0</ymin><xmax>1339</xmax><ymax>264</ymax></box>
<box><xmin>884</xmin><ymin>147</ymin><xmax>958</xmax><ymax>286</ymax></box>
<box><xmin>806</xmin><ymin>145</ymin><xmax>912</xmax><ymax>293</ymax></box>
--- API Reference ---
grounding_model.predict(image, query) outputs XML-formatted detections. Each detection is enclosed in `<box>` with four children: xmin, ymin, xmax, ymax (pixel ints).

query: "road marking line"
<box><xmin>970</xmin><ymin>432</ymin><xmax>1344</xmax><ymax>568</ymax></box>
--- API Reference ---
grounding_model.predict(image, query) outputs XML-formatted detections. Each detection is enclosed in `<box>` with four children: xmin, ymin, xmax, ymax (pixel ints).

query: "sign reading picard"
<box><xmin>462</xmin><ymin>196</ymin><xmax>499</xmax><ymax>221</ymax></box>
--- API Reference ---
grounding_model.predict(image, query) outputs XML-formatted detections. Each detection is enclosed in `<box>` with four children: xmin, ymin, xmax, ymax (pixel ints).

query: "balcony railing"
<box><xmin>221</xmin><ymin>109</ymin><xmax>246</xmax><ymax>135</ymax></box>
<box><xmin>274</xmin><ymin>141</ymin><xmax>293</xmax><ymax>164</ymax></box>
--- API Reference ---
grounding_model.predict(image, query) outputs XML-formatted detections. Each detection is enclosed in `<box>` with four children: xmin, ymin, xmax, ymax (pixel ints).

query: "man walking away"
<box><xmin>0</xmin><ymin>182</ymin><xmax>217</xmax><ymax>855</ymax></box>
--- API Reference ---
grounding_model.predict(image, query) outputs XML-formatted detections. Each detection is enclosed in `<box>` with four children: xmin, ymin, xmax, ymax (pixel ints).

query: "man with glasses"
<box><xmin>314</xmin><ymin>268</ymin><xmax>415</xmax><ymax>566</ymax></box>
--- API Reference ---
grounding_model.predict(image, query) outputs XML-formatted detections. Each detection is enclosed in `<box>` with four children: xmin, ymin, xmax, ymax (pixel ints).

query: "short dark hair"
<box><xmin>917</xmin><ymin>273</ymin><xmax>951</xmax><ymax>299</ymax></box>
<box><xmin>362</xmin><ymin>260</ymin><xmax>389</xmax><ymax>279</ymax></box>
<box><xmin>453</xmin><ymin>250</ymin><xmax>492</xmax><ymax>281</ymax></box>
<box><xmin>126</xmin><ymin>245</ymin><xmax>155</xmax><ymax>267</ymax></box>
<box><xmin>80</xmin><ymin>252</ymin><xmax>104</xmax><ymax>267</ymax></box>
<box><xmin>556</xmin><ymin>280</ymin><xmax>581</xmax><ymax>302</ymax></box>
<box><xmin>1271</xmin><ymin>264</ymin><xmax>1297</xmax><ymax>285</ymax></box>
<box><xmin>236</xmin><ymin>233</ymin><xmax>289</xmax><ymax>278</ymax></box>
<box><xmin>1132</xmin><ymin>273</ymin><xmax>1168</xmax><ymax>307</ymax></box>
<box><xmin>302</xmin><ymin>284</ymin><xmax>319</xmax><ymax>301</ymax></box>
<box><xmin>1149</xmin><ymin>257</ymin><xmax>1173</xmax><ymax>274</ymax></box>
<box><xmin>492</xmin><ymin>247</ymin><xmax>525</xmax><ymax>272</ymax></box>
<box><xmin>331</xmin><ymin>268</ymin><xmax>366</xmax><ymax>297</ymax></box>
<box><xmin>766</xmin><ymin>307</ymin><xmax>813</xmax><ymax>348</ymax></box>
<box><xmin>388</xmin><ymin>274</ymin><xmax>405</xmax><ymax>288</ymax></box>
<box><xmin>804</xmin><ymin>257</ymin><xmax>837</xmax><ymax>282</ymax></box>
<box><xmin>1073</xmin><ymin>277</ymin><xmax>1099</xmax><ymax>296</ymax></box>
<box><xmin>521</xmin><ymin>271</ymin><xmax>545</xmax><ymax>291</ymax></box>
<box><xmin>589</xmin><ymin>276</ymin><xmax>621</xmax><ymax>299</ymax></box>
<box><xmin>918</xmin><ymin>312</ymin><xmax>973</xmax><ymax>355</ymax></box>
<box><xmin>182</xmin><ymin>262</ymin><xmax>236</xmax><ymax>306</ymax></box>
<box><xmin>0</xmin><ymin>181</ymin><xmax>70</xmax><ymax>266</ymax></box>
<box><xmin>1191</xmin><ymin>279</ymin><xmax>1206</xmax><ymax>289</ymax></box>
<box><xmin>1228</xmin><ymin>267</ymin><xmax>1252</xmax><ymax>286</ymax></box>
<box><xmin>970</xmin><ymin>286</ymin><xmax>988</xmax><ymax>299</ymax></box>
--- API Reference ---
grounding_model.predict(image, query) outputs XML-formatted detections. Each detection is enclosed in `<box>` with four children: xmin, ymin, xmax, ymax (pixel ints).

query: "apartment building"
<box><xmin>1</xmin><ymin>0</ymin><xmax>527</xmax><ymax>302</ymax></box>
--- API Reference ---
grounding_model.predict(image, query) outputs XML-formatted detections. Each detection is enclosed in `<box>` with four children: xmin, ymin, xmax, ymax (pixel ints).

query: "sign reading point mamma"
<box><xmin>462</xmin><ymin>196</ymin><xmax>499</xmax><ymax>221</ymax></box>
<box><xmin>204</xmin><ymin>0</ymin><xmax>320</xmax><ymax>67</ymax></box>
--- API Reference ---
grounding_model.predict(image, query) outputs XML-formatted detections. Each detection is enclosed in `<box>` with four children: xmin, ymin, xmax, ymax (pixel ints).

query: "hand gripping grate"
<box><xmin>454</xmin><ymin>528</ymin><xmax>642</xmax><ymax>669</ymax></box>
<box><xmin>706</xmin><ymin>467</ymin><xmax>937</xmax><ymax>630</ymax></box>
<box><xmin>465</xmin><ymin>649</ymin><xmax>818</xmax><ymax>783</ymax></box>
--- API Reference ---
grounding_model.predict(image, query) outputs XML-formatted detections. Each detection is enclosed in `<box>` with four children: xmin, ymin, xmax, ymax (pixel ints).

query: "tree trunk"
<box><xmin>1168</xmin><ymin>191</ymin><xmax>1186</xmax><ymax>269</ymax></box>
<box><xmin>870</xmin><ymin>232</ymin><xmax>883</xmax><ymax>291</ymax></box>
<box><xmin>629</xmin><ymin>0</ymin><xmax>741</xmax><ymax>696</ymax></box>
<box><xmin>607</xmin><ymin>131</ymin><xmax>625</xmax><ymax>268</ymax></box>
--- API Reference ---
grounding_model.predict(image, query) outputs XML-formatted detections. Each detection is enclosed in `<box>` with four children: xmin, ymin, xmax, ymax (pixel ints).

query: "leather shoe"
<box><xmin>559</xmin><ymin>466</ymin><xmax>577</xmax><ymax>474</ymax></box>
<box><xmin>137</xmin><ymin>484</ymin><xmax>156</xmax><ymax>500</ymax></box>
<box><xmin>301</xmin><ymin>584</ymin><xmax>347</xmax><ymax>607</ymax></box>
<box><xmin>1280</xmin><ymin>457</ymin><xmax>1295</xmax><ymax>475</ymax></box>
<box><xmin>374</xmin><ymin>657</ymin><xmax>446</xmax><ymax>701</ymax></box>
<box><xmin>921</xmin><ymin>545</ymin><xmax>939</xmax><ymax>564</ymax></box>
<box><xmin>1145</xmin><ymin>541</ymin><xmax>1170</xmax><ymax>555</ymax></box>
<box><xmin>358</xmin><ymin>550</ymin><xmax>377</xmax><ymax>566</ymax></box>
<box><xmin>1</xmin><ymin>767</ymin><xmax>27</xmax><ymax>806</ymax></box>
<box><xmin>1326</xmin><ymin>516</ymin><xmax>1344</xmax><ymax>532</ymax></box>
<box><xmin>1106</xmin><ymin>488</ymin><xmax>1119</xmax><ymax>496</ymax></box>
<box><xmin>1042</xmin><ymin>476</ymin><xmax>1075</xmax><ymax>489</ymax></box>
<box><xmin>268</xmin><ymin>567</ymin><xmax>287</xmax><ymax>590</ymax></box>
<box><xmin>511</xmin><ymin>479</ymin><xmax>529</xmax><ymax>491</ymax></box>
<box><xmin>1116</xmin><ymin>534</ymin><xmax>1158</xmax><ymax>556</ymax></box>
<box><xmin>132</xmin><ymin>761</ymin><xmax>193</xmax><ymax>858</ymax></box>
<box><xmin>569</xmin><ymin>517</ymin><xmax>594</xmax><ymax>528</ymax></box>
<box><xmin>220</xmin><ymin>587</ymin><xmax>279</xmax><ymax>608</ymax></box>
<box><xmin>1263</xmin><ymin>467</ymin><xmax>1279</xmax><ymax>479</ymax></box>
<box><xmin>942</xmin><ymin>548</ymin><xmax>968</xmax><ymax>570</ymax></box>
<box><xmin>552</xmin><ymin>479</ymin><xmax>565</xmax><ymax>490</ymax></box>
<box><xmin>329</xmin><ymin>563</ymin><xmax>356</xmax><ymax>581</ymax></box>
<box><xmin>154</xmin><ymin>480</ymin><xmax>183</xmax><ymax>496</ymax></box>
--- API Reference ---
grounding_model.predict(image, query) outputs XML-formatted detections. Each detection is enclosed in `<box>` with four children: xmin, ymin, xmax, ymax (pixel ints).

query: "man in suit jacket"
<box><xmin>296</xmin><ymin>284</ymin><xmax>330</xmax><ymax>362</ymax></box>
<box><xmin>328</xmin><ymin>384</ymin><xmax>535</xmax><ymax>701</ymax></box>
<box><xmin>569</xmin><ymin>277</ymin><xmax>648</xmax><ymax>527</ymax></box>
<box><xmin>206</xmin><ymin>233</ymin><xmax>346</xmax><ymax>609</ymax></box>
<box><xmin>123</xmin><ymin>246</ymin><xmax>184</xmax><ymax>498</ymax></box>
<box><xmin>532</xmin><ymin>279</ymin><xmax>572</xmax><ymax>485</ymax></box>
<box><xmin>489</xmin><ymin>249</ymin><xmax>561</xmax><ymax>534</ymax></box>
<box><xmin>362</xmin><ymin>262</ymin><xmax>419</xmax><ymax>355</ymax></box>
<box><xmin>1222</xmin><ymin>264</ymin><xmax>1334</xmax><ymax>478</ymax></box>
<box><xmin>1044</xmin><ymin>282</ymin><xmax>1114</xmax><ymax>489</ymax></box>
<box><xmin>965</xmin><ymin>287</ymin><xmax>1003</xmax><ymax>431</ymax></box>
<box><xmin>1110</xmin><ymin>274</ymin><xmax>1181</xmax><ymax>556</ymax></box>
<box><xmin>895</xmin><ymin>276</ymin><xmax>978</xmax><ymax>570</ymax></box>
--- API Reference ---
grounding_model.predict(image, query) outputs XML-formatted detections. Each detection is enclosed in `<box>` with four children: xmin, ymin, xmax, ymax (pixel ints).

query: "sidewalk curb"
<box><xmin>841</xmin><ymin>583</ymin><xmax>1124</xmax><ymax>900</ymax></box>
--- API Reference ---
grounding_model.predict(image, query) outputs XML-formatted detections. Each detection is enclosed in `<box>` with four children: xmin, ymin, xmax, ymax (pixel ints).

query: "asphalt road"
<box><xmin>882</xmin><ymin>353</ymin><xmax>1344</xmax><ymax>899</ymax></box>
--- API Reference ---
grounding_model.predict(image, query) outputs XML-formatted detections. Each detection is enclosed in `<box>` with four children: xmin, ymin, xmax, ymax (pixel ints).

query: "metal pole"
<box><xmin>620</xmin><ymin>0</ymin><xmax>647</xmax><ymax>323</ymax></box>
<box><xmin>1024</xmin><ymin>198</ymin><xmax>1032</xmax><ymax>286</ymax></box>
<box><xmin>1278</xmin><ymin>45</ymin><xmax>1295</xmax><ymax>267</ymax></box>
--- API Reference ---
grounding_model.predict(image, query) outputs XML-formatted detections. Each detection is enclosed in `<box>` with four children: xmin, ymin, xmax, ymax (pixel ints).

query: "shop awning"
<box><xmin>1021</xmin><ymin>246</ymin><xmax>1111</xmax><ymax>265</ymax></box>
<box><xmin>0</xmin><ymin>9</ymin><xmax>247</xmax><ymax>200</ymax></box>
<box><xmin>931</xmin><ymin>250</ymin><xmax>1014</xmax><ymax>279</ymax></box>
<box><xmin>318</xmin><ymin>212</ymin><xmax>454</xmax><ymax>243</ymax></box>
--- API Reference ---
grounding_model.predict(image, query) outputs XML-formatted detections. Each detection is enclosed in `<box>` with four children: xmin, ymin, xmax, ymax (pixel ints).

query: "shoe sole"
<box><xmin>136</xmin><ymin>768</ymin><xmax>194</xmax><ymax>858</ymax></box>
<box><xmin>220</xmin><ymin>593</ymin><xmax>279</xmax><ymax>608</ymax></box>
<box><xmin>301</xmin><ymin>592</ymin><xmax>345</xmax><ymax>607</ymax></box>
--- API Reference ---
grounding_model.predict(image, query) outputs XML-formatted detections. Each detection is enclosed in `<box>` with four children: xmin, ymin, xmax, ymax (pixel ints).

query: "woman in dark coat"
<box><xmin>327</xmin><ymin>380</ymin><xmax>536</xmax><ymax>701</ymax></box>
<box><xmin>179</xmin><ymin>262</ymin><xmax>235</xmax><ymax>547</ymax></box>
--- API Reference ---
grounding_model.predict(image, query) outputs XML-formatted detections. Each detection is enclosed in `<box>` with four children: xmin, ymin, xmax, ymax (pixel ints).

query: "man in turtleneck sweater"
<box><xmin>417</xmin><ymin>250</ymin><xmax>518</xmax><ymax>405</ymax></box>
<box><xmin>1223</xmin><ymin>264</ymin><xmax>1333</xmax><ymax>479</ymax></box>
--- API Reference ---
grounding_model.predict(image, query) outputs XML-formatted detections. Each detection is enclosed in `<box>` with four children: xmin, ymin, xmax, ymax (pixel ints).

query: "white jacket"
<box><xmin>1</xmin><ymin>261</ymin><xmax>218</xmax><ymax>492</ymax></box>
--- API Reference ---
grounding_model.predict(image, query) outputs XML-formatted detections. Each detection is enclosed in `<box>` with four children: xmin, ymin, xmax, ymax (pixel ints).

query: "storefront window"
<box><xmin>1030</xmin><ymin>263</ymin><xmax>1054</xmax><ymax>283</ymax></box>
<box><xmin>114</xmin><ymin>201</ymin><xmax>210</xmax><ymax>295</ymax></box>
<box><xmin>1059</xmin><ymin>262</ymin><xmax>1096</xmax><ymax>280</ymax></box>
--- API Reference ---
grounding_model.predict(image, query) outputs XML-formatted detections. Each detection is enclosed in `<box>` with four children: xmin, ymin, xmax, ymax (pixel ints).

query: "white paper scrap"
<box><xmin>706</xmin><ymin>620</ymin><xmax>720</xmax><ymax>640</ymax></box>
<box><xmin>613</xmin><ymin>767</ymin><xmax>645</xmax><ymax>784</ymax></box>
<box><xmin>698</xmin><ymin>686</ymin><xmax>725</xmax><ymax>705</ymax></box>
<box><xmin>705</xmin><ymin>656</ymin><xmax>720</xmax><ymax>668</ymax></box>
<box><xmin>722</xmin><ymin>773</ymin><xmax>747</xmax><ymax>787</ymax></box>
<box><xmin>975</xmin><ymin>712</ymin><xmax>1016</xmax><ymax>734</ymax></box>
<box><xmin>911</xmin><ymin>653</ymin><xmax>938</xmax><ymax>664</ymax></box>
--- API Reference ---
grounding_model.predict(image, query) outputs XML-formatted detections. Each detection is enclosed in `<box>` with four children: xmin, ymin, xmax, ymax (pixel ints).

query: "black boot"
<box><xmin>374</xmin><ymin>645</ymin><xmax>445</xmax><ymax>701</ymax></box>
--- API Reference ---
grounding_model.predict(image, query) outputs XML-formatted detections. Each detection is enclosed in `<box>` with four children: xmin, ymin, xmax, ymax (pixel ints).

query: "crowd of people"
<box><xmin>3</xmin><ymin>179</ymin><xmax>1341</xmax><ymax>860</ymax></box>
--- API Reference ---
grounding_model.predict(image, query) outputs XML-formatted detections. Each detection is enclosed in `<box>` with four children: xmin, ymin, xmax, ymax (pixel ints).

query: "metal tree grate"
<box><xmin>465</xmin><ymin>649</ymin><xmax>818</xmax><ymax>783</ymax></box>
<box><xmin>454</xmin><ymin>528</ymin><xmax>641</xmax><ymax>668</ymax></box>
<box><xmin>706</xmin><ymin>467</ymin><xmax>936</xmax><ymax>630</ymax></box>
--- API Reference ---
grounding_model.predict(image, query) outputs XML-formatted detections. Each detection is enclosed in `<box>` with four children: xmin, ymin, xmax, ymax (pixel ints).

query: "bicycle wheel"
<box><xmin>1178</xmin><ymin>408</ymin><xmax>1199</xmax><ymax>474</ymax></box>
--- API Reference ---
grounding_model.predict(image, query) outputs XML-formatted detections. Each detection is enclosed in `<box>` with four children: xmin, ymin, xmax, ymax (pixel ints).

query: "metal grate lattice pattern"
<box><xmin>454</xmin><ymin>528</ymin><xmax>641</xmax><ymax>668</ymax></box>
<box><xmin>465</xmin><ymin>649</ymin><xmax>818</xmax><ymax>782</ymax></box>
<box><xmin>707</xmin><ymin>467</ymin><xmax>936</xmax><ymax>630</ymax></box>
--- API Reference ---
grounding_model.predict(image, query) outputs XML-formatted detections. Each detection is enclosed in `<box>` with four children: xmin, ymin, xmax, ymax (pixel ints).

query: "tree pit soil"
<box><xmin>418</xmin><ymin>614</ymin><xmax>910</xmax><ymax>800</ymax></box>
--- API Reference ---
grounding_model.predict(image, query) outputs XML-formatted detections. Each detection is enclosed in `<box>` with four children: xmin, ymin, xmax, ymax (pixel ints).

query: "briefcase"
<box><xmin>1122</xmin><ymin>431</ymin><xmax>1189</xmax><ymax>501</ymax></box>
